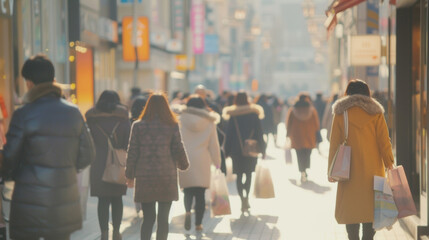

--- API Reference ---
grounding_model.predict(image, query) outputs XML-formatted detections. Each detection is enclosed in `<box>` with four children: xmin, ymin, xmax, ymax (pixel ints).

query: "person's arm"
<box><xmin>171</xmin><ymin>125</ymin><xmax>189</xmax><ymax>171</ymax></box>
<box><xmin>208</xmin><ymin>124</ymin><xmax>221</xmax><ymax>168</ymax></box>
<box><xmin>3</xmin><ymin>110</ymin><xmax>25</xmax><ymax>177</ymax></box>
<box><xmin>76</xmin><ymin>121</ymin><xmax>95</xmax><ymax>170</ymax></box>
<box><xmin>376</xmin><ymin>114</ymin><xmax>394</xmax><ymax>169</ymax></box>
<box><xmin>125</xmin><ymin>122</ymin><xmax>140</xmax><ymax>180</ymax></box>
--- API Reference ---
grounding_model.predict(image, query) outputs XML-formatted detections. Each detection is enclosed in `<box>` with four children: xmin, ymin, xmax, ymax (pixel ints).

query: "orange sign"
<box><xmin>122</xmin><ymin>17</ymin><xmax>150</xmax><ymax>61</ymax></box>
<box><xmin>76</xmin><ymin>46</ymin><xmax>94</xmax><ymax>115</ymax></box>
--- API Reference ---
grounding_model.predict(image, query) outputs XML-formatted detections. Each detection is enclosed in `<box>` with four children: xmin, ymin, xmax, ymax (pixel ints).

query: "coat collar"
<box><xmin>23</xmin><ymin>82</ymin><xmax>62</xmax><ymax>104</ymax></box>
<box><xmin>86</xmin><ymin>105</ymin><xmax>129</xmax><ymax>119</ymax></box>
<box><xmin>222</xmin><ymin>104</ymin><xmax>264</xmax><ymax>120</ymax></box>
<box><xmin>181</xmin><ymin>106</ymin><xmax>220</xmax><ymax>124</ymax></box>
<box><xmin>333</xmin><ymin>94</ymin><xmax>384</xmax><ymax>115</ymax></box>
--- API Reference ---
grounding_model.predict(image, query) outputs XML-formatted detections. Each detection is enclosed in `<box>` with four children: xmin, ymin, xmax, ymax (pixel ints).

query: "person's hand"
<box><xmin>262</xmin><ymin>153</ymin><xmax>266</xmax><ymax>159</ymax></box>
<box><xmin>126</xmin><ymin>178</ymin><xmax>134</xmax><ymax>188</ymax></box>
<box><xmin>328</xmin><ymin>177</ymin><xmax>337</xmax><ymax>183</ymax></box>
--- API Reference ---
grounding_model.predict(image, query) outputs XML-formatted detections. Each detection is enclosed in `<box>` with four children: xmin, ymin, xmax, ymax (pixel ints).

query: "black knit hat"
<box><xmin>21</xmin><ymin>54</ymin><xmax>55</xmax><ymax>84</ymax></box>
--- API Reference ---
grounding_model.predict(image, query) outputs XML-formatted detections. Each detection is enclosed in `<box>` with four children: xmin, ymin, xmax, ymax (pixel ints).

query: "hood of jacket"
<box><xmin>222</xmin><ymin>104</ymin><xmax>265</xmax><ymax>120</ymax></box>
<box><xmin>23</xmin><ymin>82</ymin><xmax>62</xmax><ymax>104</ymax></box>
<box><xmin>333</xmin><ymin>94</ymin><xmax>385</xmax><ymax>129</ymax></box>
<box><xmin>179</xmin><ymin>106</ymin><xmax>220</xmax><ymax>132</ymax></box>
<box><xmin>86</xmin><ymin>105</ymin><xmax>129</xmax><ymax>120</ymax></box>
<box><xmin>291</xmin><ymin>106</ymin><xmax>315</xmax><ymax>121</ymax></box>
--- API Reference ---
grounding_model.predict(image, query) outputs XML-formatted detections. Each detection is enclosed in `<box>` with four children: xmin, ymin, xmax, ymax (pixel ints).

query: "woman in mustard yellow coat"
<box><xmin>328</xmin><ymin>80</ymin><xmax>394</xmax><ymax>240</ymax></box>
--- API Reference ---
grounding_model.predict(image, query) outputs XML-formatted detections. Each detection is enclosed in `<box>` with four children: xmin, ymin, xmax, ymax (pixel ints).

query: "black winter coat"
<box><xmin>2</xmin><ymin>83</ymin><xmax>95</xmax><ymax>239</ymax></box>
<box><xmin>222</xmin><ymin>104</ymin><xmax>266</xmax><ymax>174</ymax></box>
<box><xmin>86</xmin><ymin>106</ymin><xmax>131</xmax><ymax>197</ymax></box>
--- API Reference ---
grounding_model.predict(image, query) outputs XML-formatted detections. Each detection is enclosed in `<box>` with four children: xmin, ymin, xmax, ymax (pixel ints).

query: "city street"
<box><xmin>71</xmin><ymin>127</ymin><xmax>414</xmax><ymax>240</ymax></box>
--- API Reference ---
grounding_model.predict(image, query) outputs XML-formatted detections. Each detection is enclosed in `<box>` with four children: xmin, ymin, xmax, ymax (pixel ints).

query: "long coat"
<box><xmin>328</xmin><ymin>94</ymin><xmax>394</xmax><ymax>224</ymax></box>
<box><xmin>85</xmin><ymin>106</ymin><xmax>131</xmax><ymax>197</ymax></box>
<box><xmin>178</xmin><ymin>107</ymin><xmax>221</xmax><ymax>189</ymax></box>
<box><xmin>125</xmin><ymin>120</ymin><xmax>189</xmax><ymax>203</ymax></box>
<box><xmin>3</xmin><ymin>83</ymin><xmax>95</xmax><ymax>239</ymax></box>
<box><xmin>222</xmin><ymin>104</ymin><xmax>266</xmax><ymax>174</ymax></box>
<box><xmin>286</xmin><ymin>104</ymin><xmax>319</xmax><ymax>150</ymax></box>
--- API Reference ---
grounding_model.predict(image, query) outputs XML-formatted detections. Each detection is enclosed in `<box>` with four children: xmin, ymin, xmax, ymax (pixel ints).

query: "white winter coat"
<box><xmin>178</xmin><ymin>107</ymin><xmax>222</xmax><ymax>188</ymax></box>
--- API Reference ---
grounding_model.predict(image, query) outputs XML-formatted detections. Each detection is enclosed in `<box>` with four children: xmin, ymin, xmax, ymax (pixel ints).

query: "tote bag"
<box><xmin>97</xmin><ymin>123</ymin><xmax>127</xmax><ymax>185</ymax></box>
<box><xmin>373</xmin><ymin>176</ymin><xmax>398</xmax><ymax>230</ymax></box>
<box><xmin>253</xmin><ymin>162</ymin><xmax>275</xmax><ymax>199</ymax></box>
<box><xmin>328</xmin><ymin>111</ymin><xmax>351</xmax><ymax>181</ymax></box>
<box><xmin>210</xmin><ymin>169</ymin><xmax>231</xmax><ymax>217</ymax></box>
<box><xmin>388</xmin><ymin>166</ymin><xmax>417</xmax><ymax>218</ymax></box>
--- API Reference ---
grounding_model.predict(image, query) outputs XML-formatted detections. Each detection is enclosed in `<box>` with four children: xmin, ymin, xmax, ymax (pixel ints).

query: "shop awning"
<box><xmin>328</xmin><ymin>0</ymin><xmax>366</xmax><ymax>14</ymax></box>
<box><xmin>325</xmin><ymin>0</ymin><xmax>366</xmax><ymax>33</ymax></box>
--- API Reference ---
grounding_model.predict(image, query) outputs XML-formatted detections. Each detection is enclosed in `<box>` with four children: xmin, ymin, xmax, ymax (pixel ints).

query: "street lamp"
<box><xmin>234</xmin><ymin>9</ymin><xmax>246</xmax><ymax>20</ymax></box>
<box><xmin>302</xmin><ymin>0</ymin><xmax>315</xmax><ymax>18</ymax></box>
<box><xmin>251</xmin><ymin>26</ymin><xmax>261</xmax><ymax>36</ymax></box>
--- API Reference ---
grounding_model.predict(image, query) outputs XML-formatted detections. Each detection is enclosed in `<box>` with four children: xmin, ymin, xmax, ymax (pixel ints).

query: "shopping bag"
<box><xmin>253</xmin><ymin>162</ymin><xmax>275</xmax><ymax>199</ymax></box>
<box><xmin>388</xmin><ymin>166</ymin><xmax>417</xmax><ymax>218</ymax></box>
<box><xmin>328</xmin><ymin>111</ymin><xmax>351</xmax><ymax>181</ymax></box>
<box><xmin>328</xmin><ymin>144</ymin><xmax>351</xmax><ymax>181</ymax></box>
<box><xmin>226</xmin><ymin>157</ymin><xmax>235</xmax><ymax>182</ymax></box>
<box><xmin>210</xmin><ymin>169</ymin><xmax>231</xmax><ymax>217</ymax></box>
<box><xmin>373</xmin><ymin>176</ymin><xmax>398</xmax><ymax>230</ymax></box>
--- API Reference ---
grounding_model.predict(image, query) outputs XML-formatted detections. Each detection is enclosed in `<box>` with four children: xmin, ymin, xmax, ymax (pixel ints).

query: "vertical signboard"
<box><xmin>76</xmin><ymin>46</ymin><xmax>94</xmax><ymax>115</ymax></box>
<box><xmin>171</xmin><ymin>0</ymin><xmax>184</xmax><ymax>40</ymax></box>
<box><xmin>122</xmin><ymin>17</ymin><xmax>150</xmax><ymax>61</ymax></box>
<box><xmin>191</xmin><ymin>0</ymin><xmax>205</xmax><ymax>54</ymax></box>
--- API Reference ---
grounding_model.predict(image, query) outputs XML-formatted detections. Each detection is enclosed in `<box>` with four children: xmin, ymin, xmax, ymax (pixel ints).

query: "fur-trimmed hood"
<box><xmin>222</xmin><ymin>104</ymin><xmax>265</xmax><ymax>120</ymax></box>
<box><xmin>86</xmin><ymin>105</ymin><xmax>129</xmax><ymax>120</ymax></box>
<box><xmin>291</xmin><ymin>106</ymin><xmax>316</xmax><ymax>121</ymax></box>
<box><xmin>179</xmin><ymin>107</ymin><xmax>220</xmax><ymax>132</ymax></box>
<box><xmin>333</xmin><ymin>94</ymin><xmax>384</xmax><ymax>115</ymax></box>
<box><xmin>23</xmin><ymin>82</ymin><xmax>62</xmax><ymax>104</ymax></box>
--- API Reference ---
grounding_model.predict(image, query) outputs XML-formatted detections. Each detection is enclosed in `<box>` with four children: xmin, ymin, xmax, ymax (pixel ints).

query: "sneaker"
<box><xmin>184</xmin><ymin>213</ymin><xmax>191</xmax><ymax>231</ymax></box>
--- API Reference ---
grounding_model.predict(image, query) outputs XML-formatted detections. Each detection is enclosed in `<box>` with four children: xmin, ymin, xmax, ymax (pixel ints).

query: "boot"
<box><xmin>100</xmin><ymin>230</ymin><xmax>108</xmax><ymax>240</ymax></box>
<box><xmin>184</xmin><ymin>212</ymin><xmax>191</xmax><ymax>230</ymax></box>
<box><xmin>113</xmin><ymin>230</ymin><xmax>122</xmax><ymax>240</ymax></box>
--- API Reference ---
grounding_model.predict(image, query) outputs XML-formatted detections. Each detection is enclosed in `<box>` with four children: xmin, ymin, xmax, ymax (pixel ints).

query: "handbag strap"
<box><xmin>95</xmin><ymin>122</ymin><xmax>121</xmax><ymax>145</ymax></box>
<box><xmin>344</xmin><ymin>110</ymin><xmax>348</xmax><ymax>143</ymax></box>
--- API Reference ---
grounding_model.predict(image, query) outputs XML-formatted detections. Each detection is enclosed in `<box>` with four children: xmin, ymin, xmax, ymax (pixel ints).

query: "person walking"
<box><xmin>85</xmin><ymin>90</ymin><xmax>131</xmax><ymax>240</ymax></box>
<box><xmin>129</xmin><ymin>96</ymin><xmax>147</xmax><ymax>216</ymax></box>
<box><xmin>178</xmin><ymin>95</ymin><xmax>221</xmax><ymax>232</ymax></box>
<box><xmin>328</xmin><ymin>80</ymin><xmax>394</xmax><ymax>240</ymax></box>
<box><xmin>1</xmin><ymin>55</ymin><xmax>95</xmax><ymax>240</ymax></box>
<box><xmin>286</xmin><ymin>93</ymin><xmax>320</xmax><ymax>182</ymax></box>
<box><xmin>222</xmin><ymin>91</ymin><xmax>266</xmax><ymax>212</ymax></box>
<box><xmin>322</xmin><ymin>93</ymin><xmax>339</xmax><ymax>141</ymax></box>
<box><xmin>256</xmin><ymin>94</ymin><xmax>275</xmax><ymax>145</ymax></box>
<box><xmin>125</xmin><ymin>93</ymin><xmax>189</xmax><ymax>240</ymax></box>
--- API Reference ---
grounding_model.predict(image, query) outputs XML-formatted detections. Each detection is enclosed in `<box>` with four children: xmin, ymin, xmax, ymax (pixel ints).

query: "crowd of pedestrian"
<box><xmin>0</xmin><ymin>54</ymin><xmax>396</xmax><ymax>240</ymax></box>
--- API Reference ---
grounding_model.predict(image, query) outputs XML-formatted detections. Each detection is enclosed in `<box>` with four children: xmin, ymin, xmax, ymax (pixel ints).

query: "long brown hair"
<box><xmin>139</xmin><ymin>93</ymin><xmax>178</xmax><ymax>125</ymax></box>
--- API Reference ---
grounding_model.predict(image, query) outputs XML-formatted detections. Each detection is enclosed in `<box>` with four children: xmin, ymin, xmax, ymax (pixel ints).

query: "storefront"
<box><xmin>396</xmin><ymin>0</ymin><xmax>428</xmax><ymax>237</ymax></box>
<box><xmin>0</xmin><ymin>0</ymin><xmax>14</xmax><ymax>130</ymax></box>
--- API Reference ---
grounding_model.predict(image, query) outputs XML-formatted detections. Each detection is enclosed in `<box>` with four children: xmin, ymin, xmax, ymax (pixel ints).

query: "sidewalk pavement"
<box><xmin>71</xmin><ymin>128</ymin><xmax>414</xmax><ymax>240</ymax></box>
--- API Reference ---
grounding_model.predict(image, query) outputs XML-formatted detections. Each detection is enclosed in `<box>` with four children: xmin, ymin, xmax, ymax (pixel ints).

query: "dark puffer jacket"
<box><xmin>2</xmin><ymin>82</ymin><xmax>95</xmax><ymax>239</ymax></box>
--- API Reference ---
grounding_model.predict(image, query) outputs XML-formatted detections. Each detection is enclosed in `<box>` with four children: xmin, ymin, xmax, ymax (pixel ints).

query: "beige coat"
<box><xmin>178</xmin><ymin>107</ymin><xmax>221</xmax><ymax>188</ymax></box>
<box><xmin>328</xmin><ymin>95</ymin><xmax>394</xmax><ymax>224</ymax></box>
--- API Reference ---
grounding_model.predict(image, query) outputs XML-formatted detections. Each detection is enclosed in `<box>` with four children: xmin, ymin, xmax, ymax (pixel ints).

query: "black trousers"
<box><xmin>346</xmin><ymin>223</ymin><xmax>375</xmax><ymax>240</ymax></box>
<box><xmin>140</xmin><ymin>201</ymin><xmax>172</xmax><ymax>240</ymax></box>
<box><xmin>183</xmin><ymin>187</ymin><xmax>206</xmax><ymax>226</ymax></box>
<box><xmin>97</xmin><ymin>196</ymin><xmax>123</xmax><ymax>232</ymax></box>
<box><xmin>296</xmin><ymin>148</ymin><xmax>312</xmax><ymax>172</ymax></box>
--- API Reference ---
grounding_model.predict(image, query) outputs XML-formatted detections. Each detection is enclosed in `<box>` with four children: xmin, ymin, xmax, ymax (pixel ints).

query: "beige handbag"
<box><xmin>328</xmin><ymin>110</ymin><xmax>351</xmax><ymax>181</ymax></box>
<box><xmin>96</xmin><ymin>123</ymin><xmax>127</xmax><ymax>185</ymax></box>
